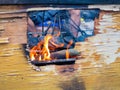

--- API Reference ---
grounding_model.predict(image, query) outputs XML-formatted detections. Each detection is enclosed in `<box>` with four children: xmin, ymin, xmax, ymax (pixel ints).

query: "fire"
<box><xmin>31</xmin><ymin>54</ymin><xmax>35</xmax><ymax>61</ymax></box>
<box><xmin>39</xmin><ymin>55</ymin><xmax>41</xmax><ymax>61</ymax></box>
<box><xmin>66</xmin><ymin>49</ymin><xmax>69</xmax><ymax>59</ymax></box>
<box><xmin>66</xmin><ymin>40</ymin><xmax>73</xmax><ymax>59</ymax></box>
<box><xmin>30</xmin><ymin>34</ymin><xmax>72</xmax><ymax>61</ymax></box>
<box><xmin>30</xmin><ymin>34</ymin><xmax>52</xmax><ymax>61</ymax></box>
<box><xmin>42</xmin><ymin>34</ymin><xmax>52</xmax><ymax>60</ymax></box>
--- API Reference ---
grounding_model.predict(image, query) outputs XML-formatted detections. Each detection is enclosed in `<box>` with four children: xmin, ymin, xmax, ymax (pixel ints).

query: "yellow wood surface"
<box><xmin>0</xmin><ymin>11</ymin><xmax>120</xmax><ymax>90</ymax></box>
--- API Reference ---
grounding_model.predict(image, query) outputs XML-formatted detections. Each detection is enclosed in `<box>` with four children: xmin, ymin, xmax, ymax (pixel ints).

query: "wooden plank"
<box><xmin>0</xmin><ymin>13</ymin><xmax>27</xmax><ymax>18</ymax></box>
<box><xmin>89</xmin><ymin>5</ymin><xmax>120</xmax><ymax>11</ymax></box>
<box><xmin>0</xmin><ymin>12</ymin><xmax>27</xmax><ymax>44</ymax></box>
<box><xmin>0</xmin><ymin>18</ymin><xmax>27</xmax><ymax>36</ymax></box>
<box><xmin>8</xmin><ymin>35</ymin><xmax>27</xmax><ymax>44</ymax></box>
<box><xmin>0</xmin><ymin>37</ymin><xmax>9</xmax><ymax>43</ymax></box>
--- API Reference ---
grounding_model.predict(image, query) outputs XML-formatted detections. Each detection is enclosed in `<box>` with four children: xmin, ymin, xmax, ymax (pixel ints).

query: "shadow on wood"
<box><xmin>59</xmin><ymin>77</ymin><xmax>86</xmax><ymax>90</ymax></box>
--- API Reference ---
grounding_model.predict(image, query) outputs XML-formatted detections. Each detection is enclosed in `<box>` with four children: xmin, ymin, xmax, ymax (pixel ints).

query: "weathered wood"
<box><xmin>0</xmin><ymin>13</ymin><xmax>27</xmax><ymax>18</ymax></box>
<box><xmin>0</xmin><ymin>25</ymin><xmax>5</xmax><ymax>31</ymax></box>
<box><xmin>0</xmin><ymin>6</ymin><xmax>120</xmax><ymax>90</ymax></box>
<box><xmin>0</xmin><ymin>37</ymin><xmax>9</xmax><ymax>43</ymax></box>
<box><xmin>89</xmin><ymin>5</ymin><xmax>120</xmax><ymax>11</ymax></box>
<box><xmin>0</xmin><ymin>12</ymin><xmax>27</xmax><ymax>44</ymax></box>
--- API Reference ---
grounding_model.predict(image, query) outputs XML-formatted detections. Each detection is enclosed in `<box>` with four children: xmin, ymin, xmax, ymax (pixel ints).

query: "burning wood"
<box><xmin>50</xmin><ymin>49</ymin><xmax>80</xmax><ymax>59</ymax></box>
<box><xmin>66</xmin><ymin>40</ymin><xmax>74</xmax><ymax>59</ymax></box>
<box><xmin>42</xmin><ymin>34</ymin><xmax>52</xmax><ymax>60</ymax></box>
<box><xmin>30</xmin><ymin>34</ymin><xmax>52</xmax><ymax>61</ymax></box>
<box><xmin>29</xmin><ymin>34</ymin><xmax>79</xmax><ymax>63</ymax></box>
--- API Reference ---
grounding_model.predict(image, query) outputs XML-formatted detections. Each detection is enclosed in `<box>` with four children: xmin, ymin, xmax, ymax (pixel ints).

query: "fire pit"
<box><xmin>26</xmin><ymin>9</ymin><xmax>84</xmax><ymax>66</ymax></box>
<box><xmin>25</xmin><ymin>39</ymin><xmax>78</xmax><ymax>66</ymax></box>
<box><xmin>25</xmin><ymin>46</ymin><xmax>77</xmax><ymax>66</ymax></box>
<box><xmin>25</xmin><ymin>34</ymin><xmax>79</xmax><ymax>66</ymax></box>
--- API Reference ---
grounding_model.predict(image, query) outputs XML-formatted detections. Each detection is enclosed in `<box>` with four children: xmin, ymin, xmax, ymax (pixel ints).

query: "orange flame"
<box><xmin>39</xmin><ymin>55</ymin><xmax>41</xmax><ymax>61</ymax></box>
<box><xmin>30</xmin><ymin>46</ymin><xmax>38</xmax><ymax>61</ymax></box>
<box><xmin>30</xmin><ymin>34</ymin><xmax>73</xmax><ymax>61</ymax></box>
<box><xmin>30</xmin><ymin>34</ymin><xmax>52</xmax><ymax>61</ymax></box>
<box><xmin>42</xmin><ymin>34</ymin><xmax>52</xmax><ymax>60</ymax></box>
<box><xmin>31</xmin><ymin>54</ymin><xmax>35</xmax><ymax>61</ymax></box>
<box><xmin>66</xmin><ymin>49</ymin><xmax>69</xmax><ymax>59</ymax></box>
<box><xmin>66</xmin><ymin>40</ymin><xmax>73</xmax><ymax>59</ymax></box>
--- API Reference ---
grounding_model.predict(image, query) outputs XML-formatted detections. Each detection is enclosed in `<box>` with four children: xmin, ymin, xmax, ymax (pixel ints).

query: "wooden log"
<box><xmin>50</xmin><ymin>49</ymin><xmax>80</xmax><ymax>59</ymax></box>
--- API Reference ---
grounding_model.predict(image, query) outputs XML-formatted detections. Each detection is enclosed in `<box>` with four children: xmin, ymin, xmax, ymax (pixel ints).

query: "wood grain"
<box><xmin>0</xmin><ymin>12</ymin><xmax>27</xmax><ymax>44</ymax></box>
